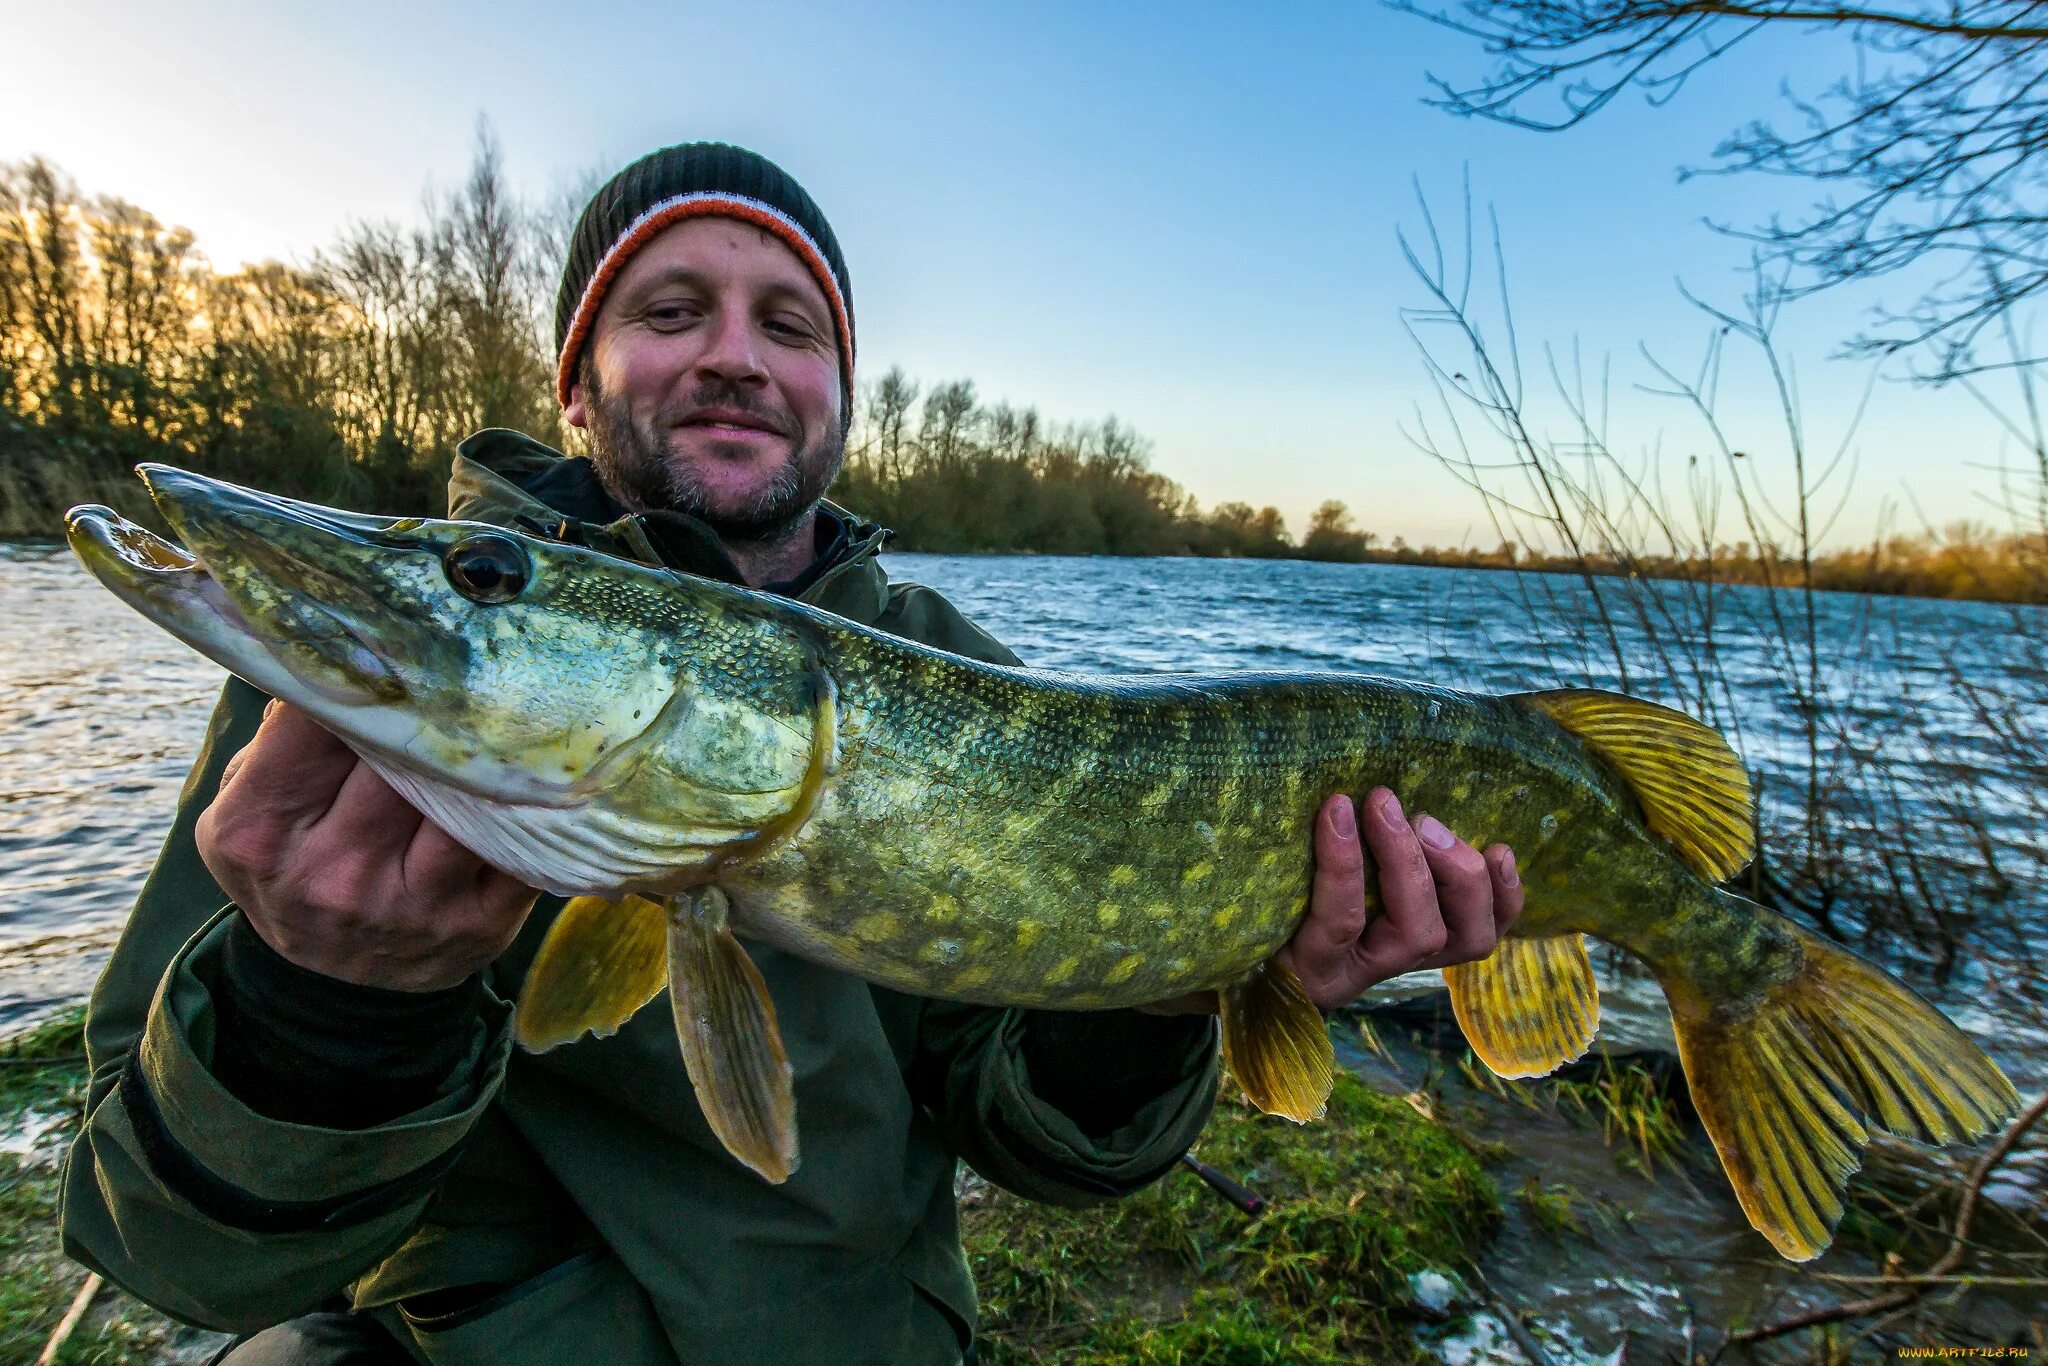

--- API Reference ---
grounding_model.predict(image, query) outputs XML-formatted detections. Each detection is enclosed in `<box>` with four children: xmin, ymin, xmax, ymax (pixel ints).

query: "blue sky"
<box><xmin>5</xmin><ymin>0</ymin><xmax>2024</xmax><ymax>547</ymax></box>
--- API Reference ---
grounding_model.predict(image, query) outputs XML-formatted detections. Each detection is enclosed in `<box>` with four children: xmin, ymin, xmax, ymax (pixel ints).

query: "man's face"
<box><xmin>565</xmin><ymin>216</ymin><xmax>846</xmax><ymax>541</ymax></box>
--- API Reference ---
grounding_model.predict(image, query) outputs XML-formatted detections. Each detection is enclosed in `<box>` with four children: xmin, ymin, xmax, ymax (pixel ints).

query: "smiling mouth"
<box><xmin>690</xmin><ymin>422</ymin><xmax>779</xmax><ymax>435</ymax></box>
<box><xmin>679</xmin><ymin>405</ymin><xmax>789</xmax><ymax>437</ymax></box>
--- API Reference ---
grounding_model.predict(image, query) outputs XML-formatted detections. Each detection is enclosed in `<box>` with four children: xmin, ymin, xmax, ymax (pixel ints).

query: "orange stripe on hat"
<box><xmin>554</xmin><ymin>191</ymin><xmax>855</xmax><ymax>407</ymax></box>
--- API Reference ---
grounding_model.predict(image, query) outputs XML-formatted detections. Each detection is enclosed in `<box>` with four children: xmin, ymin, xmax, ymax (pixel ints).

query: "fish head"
<box><xmin>64</xmin><ymin>466</ymin><xmax>802</xmax><ymax>827</ymax></box>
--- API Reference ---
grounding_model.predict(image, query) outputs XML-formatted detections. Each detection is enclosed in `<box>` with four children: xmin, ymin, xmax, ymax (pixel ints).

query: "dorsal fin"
<box><xmin>1519</xmin><ymin>689</ymin><xmax>1755</xmax><ymax>881</ymax></box>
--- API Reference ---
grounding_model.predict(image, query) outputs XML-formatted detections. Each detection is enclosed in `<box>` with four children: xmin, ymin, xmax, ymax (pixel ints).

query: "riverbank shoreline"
<box><xmin>7</xmin><ymin>530</ymin><xmax>2046</xmax><ymax>612</ymax></box>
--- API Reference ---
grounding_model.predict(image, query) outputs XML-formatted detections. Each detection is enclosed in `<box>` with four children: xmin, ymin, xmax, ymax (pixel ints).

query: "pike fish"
<box><xmin>67</xmin><ymin>466</ymin><xmax>2017</xmax><ymax>1261</ymax></box>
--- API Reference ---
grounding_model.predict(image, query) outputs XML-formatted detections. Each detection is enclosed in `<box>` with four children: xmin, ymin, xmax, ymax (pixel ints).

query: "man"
<box><xmin>60</xmin><ymin>144</ymin><xmax>1521</xmax><ymax>1365</ymax></box>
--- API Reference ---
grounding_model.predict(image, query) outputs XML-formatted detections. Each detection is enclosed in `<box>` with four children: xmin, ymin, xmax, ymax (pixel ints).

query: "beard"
<box><xmin>582</xmin><ymin>374</ymin><xmax>845</xmax><ymax>547</ymax></box>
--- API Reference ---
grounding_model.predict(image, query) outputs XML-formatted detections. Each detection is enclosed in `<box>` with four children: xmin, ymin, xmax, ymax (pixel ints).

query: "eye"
<box><xmin>646</xmin><ymin>301</ymin><xmax>700</xmax><ymax>327</ymax></box>
<box><xmin>442</xmin><ymin>534</ymin><xmax>530</xmax><ymax>604</ymax></box>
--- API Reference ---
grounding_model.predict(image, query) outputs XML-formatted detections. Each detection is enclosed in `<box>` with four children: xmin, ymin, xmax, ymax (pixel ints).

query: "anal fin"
<box><xmin>1446</xmin><ymin>933</ymin><xmax>1600</xmax><ymax>1079</ymax></box>
<box><xmin>669</xmin><ymin>886</ymin><xmax>799</xmax><ymax>1183</ymax></box>
<box><xmin>515</xmin><ymin>894</ymin><xmax>668</xmax><ymax>1052</ymax></box>
<box><xmin>1220</xmin><ymin>958</ymin><xmax>1334</xmax><ymax>1122</ymax></box>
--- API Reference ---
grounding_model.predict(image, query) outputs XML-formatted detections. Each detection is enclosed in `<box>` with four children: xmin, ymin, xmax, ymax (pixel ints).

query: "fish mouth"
<box><xmin>65</xmin><ymin>471</ymin><xmax>404</xmax><ymax>707</ymax></box>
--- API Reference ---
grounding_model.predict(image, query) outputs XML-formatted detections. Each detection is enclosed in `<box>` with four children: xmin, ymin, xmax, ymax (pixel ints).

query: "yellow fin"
<box><xmin>1446</xmin><ymin>933</ymin><xmax>1599</xmax><ymax>1079</ymax></box>
<box><xmin>1521</xmin><ymin>688</ymin><xmax>1755</xmax><ymax>881</ymax></box>
<box><xmin>1669</xmin><ymin>905</ymin><xmax>2018</xmax><ymax>1261</ymax></box>
<box><xmin>514</xmin><ymin>894</ymin><xmax>668</xmax><ymax>1052</ymax></box>
<box><xmin>669</xmin><ymin>887</ymin><xmax>799</xmax><ymax>1183</ymax></box>
<box><xmin>1220</xmin><ymin>958</ymin><xmax>1334</xmax><ymax>1122</ymax></box>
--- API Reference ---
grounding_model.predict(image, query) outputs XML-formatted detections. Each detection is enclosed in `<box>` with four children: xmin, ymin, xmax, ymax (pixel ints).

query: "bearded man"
<box><xmin>61</xmin><ymin>144</ymin><xmax>1522</xmax><ymax>1365</ymax></box>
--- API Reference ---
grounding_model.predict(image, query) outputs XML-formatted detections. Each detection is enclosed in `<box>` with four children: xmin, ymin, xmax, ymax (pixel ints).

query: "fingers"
<box><xmin>1298</xmin><ymin>794</ymin><xmax>1367</xmax><ymax>959</ymax></box>
<box><xmin>1351</xmin><ymin>788</ymin><xmax>1446</xmax><ymax>978</ymax></box>
<box><xmin>311</xmin><ymin>758</ymin><xmax>426</xmax><ymax>867</ymax></box>
<box><xmin>1410</xmin><ymin>813</ymin><xmax>1495</xmax><ymax>968</ymax></box>
<box><xmin>1282</xmin><ymin>785</ymin><xmax>1525</xmax><ymax>1007</ymax></box>
<box><xmin>401</xmin><ymin>814</ymin><xmax>492</xmax><ymax>903</ymax></box>
<box><xmin>219</xmin><ymin>701</ymin><xmax>359</xmax><ymax>829</ymax></box>
<box><xmin>1484</xmin><ymin>843</ymin><xmax>1523</xmax><ymax>939</ymax></box>
<box><xmin>199</xmin><ymin>701</ymin><xmax>361</xmax><ymax>895</ymax></box>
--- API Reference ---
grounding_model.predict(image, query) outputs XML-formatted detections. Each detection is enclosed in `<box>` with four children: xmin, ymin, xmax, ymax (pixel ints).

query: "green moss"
<box><xmin>963</xmin><ymin>1071</ymin><xmax>1501</xmax><ymax>1365</ymax></box>
<box><xmin>0</xmin><ymin>1008</ymin><xmax>208</xmax><ymax>1366</ymax></box>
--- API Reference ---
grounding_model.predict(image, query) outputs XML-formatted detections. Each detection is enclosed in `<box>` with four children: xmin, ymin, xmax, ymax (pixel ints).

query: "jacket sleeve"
<box><xmin>57</xmin><ymin>676</ymin><xmax>513</xmax><ymax>1333</ymax></box>
<box><xmin>911</xmin><ymin>1002</ymin><xmax>1219</xmax><ymax>1207</ymax></box>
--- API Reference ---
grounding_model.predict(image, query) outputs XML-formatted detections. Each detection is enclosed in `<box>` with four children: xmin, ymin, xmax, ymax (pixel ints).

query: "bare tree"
<box><xmin>433</xmin><ymin>119</ymin><xmax>557</xmax><ymax>441</ymax></box>
<box><xmin>1400</xmin><ymin>0</ymin><xmax>2048</xmax><ymax>379</ymax></box>
<box><xmin>919</xmin><ymin>378</ymin><xmax>980</xmax><ymax>471</ymax></box>
<box><xmin>856</xmin><ymin>365</ymin><xmax>921</xmax><ymax>483</ymax></box>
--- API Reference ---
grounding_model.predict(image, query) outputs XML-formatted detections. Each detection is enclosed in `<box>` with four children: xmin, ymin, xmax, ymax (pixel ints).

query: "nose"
<box><xmin>694</xmin><ymin>304</ymin><xmax>767</xmax><ymax>386</ymax></box>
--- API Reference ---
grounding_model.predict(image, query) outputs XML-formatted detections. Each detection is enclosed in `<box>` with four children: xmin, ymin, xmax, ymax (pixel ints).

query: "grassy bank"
<box><xmin>0</xmin><ymin>1009</ymin><xmax>225</xmax><ymax>1365</ymax></box>
<box><xmin>960</xmin><ymin>1070</ymin><xmax>1500</xmax><ymax>1364</ymax></box>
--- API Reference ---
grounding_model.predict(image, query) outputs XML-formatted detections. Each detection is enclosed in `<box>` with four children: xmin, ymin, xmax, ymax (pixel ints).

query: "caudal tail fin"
<box><xmin>1667</xmin><ymin>898</ymin><xmax>2018</xmax><ymax>1261</ymax></box>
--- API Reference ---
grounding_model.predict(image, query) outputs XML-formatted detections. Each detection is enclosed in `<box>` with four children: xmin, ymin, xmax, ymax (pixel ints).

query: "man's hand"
<box><xmin>1281</xmin><ymin>787</ymin><xmax>1520</xmax><ymax>1008</ymax></box>
<box><xmin>1140</xmin><ymin>787</ymin><xmax>1521</xmax><ymax>1015</ymax></box>
<box><xmin>196</xmin><ymin>700</ymin><xmax>540</xmax><ymax>993</ymax></box>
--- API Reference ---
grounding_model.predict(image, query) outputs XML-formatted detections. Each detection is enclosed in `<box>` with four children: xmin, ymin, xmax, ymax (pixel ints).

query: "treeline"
<box><xmin>1383</xmin><ymin>533</ymin><xmax>2048</xmax><ymax>605</ymax></box>
<box><xmin>0</xmin><ymin>133</ymin><xmax>567</xmax><ymax>535</ymax></box>
<box><xmin>839</xmin><ymin>369</ymin><xmax>1372</xmax><ymax>559</ymax></box>
<box><xmin>842</xmin><ymin>382</ymin><xmax>2047</xmax><ymax>601</ymax></box>
<box><xmin>1</xmin><ymin>144</ymin><xmax>2042</xmax><ymax>602</ymax></box>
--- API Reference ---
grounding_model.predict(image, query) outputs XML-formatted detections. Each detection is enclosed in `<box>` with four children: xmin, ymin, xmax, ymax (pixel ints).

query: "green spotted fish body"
<box><xmin>66</xmin><ymin>467</ymin><xmax>2018</xmax><ymax>1263</ymax></box>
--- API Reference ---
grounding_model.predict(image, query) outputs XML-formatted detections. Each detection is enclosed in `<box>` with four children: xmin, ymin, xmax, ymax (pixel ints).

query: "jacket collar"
<box><xmin>446</xmin><ymin>428</ymin><xmax>893</xmax><ymax>623</ymax></box>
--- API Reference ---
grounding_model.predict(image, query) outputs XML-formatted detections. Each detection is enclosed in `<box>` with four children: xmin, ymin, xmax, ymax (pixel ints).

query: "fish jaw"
<box><xmin>65</xmin><ymin>498</ymin><xmax>485</xmax><ymax>788</ymax></box>
<box><xmin>66</xmin><ymin>501</ymin><xmax>400</xmax><ymax>710</ymax></box>
<box><xmin>109</xmin><ymin>464</ymin><xmax>690</xmax><ymax>808</ymax></box>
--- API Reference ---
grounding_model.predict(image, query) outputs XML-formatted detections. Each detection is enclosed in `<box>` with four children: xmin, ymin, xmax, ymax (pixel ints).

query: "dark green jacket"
<box><xmin>60</xmin><ymin>430</ymin><xmax>1221</xmax><ymax>1365</ymax></box>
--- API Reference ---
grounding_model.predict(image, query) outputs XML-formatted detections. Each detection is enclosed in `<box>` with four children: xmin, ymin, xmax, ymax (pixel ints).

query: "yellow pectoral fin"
<box><xmin>1519</xmin><ymin>688</ymin><xmax>1755</xmax><ymax>882</ymax></box>
<box><xmin>514</xmin><ymin>894</ymin><xmax>669</xmax><ymax>1052</ymax></box>
<box><xmin>1220</xmin><ymin>958</ymin><xmax>1335</xmax><ymax>1123</ymax></box>
<box><xmin>1446</xmin><ymin>933</ymin><xmax>1600</xmax><ymax>1079</ymax></box>
<box><xmin>668</xmin><ymin>887</ymin><xmax>800</xmax><ymax>1184</ymax></box>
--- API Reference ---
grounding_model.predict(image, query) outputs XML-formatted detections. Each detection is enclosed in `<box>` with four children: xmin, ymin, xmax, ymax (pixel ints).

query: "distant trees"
<box><xmin>0</xmin><ymin>142</ymin><xmax>1331</xmax><ymax>561</ymax></box>
<box><xmin>1405</xmin><ymin>0</ymin><xmax>2048</xmax><ymax>379</ymax></box>
<box><xmin>0</xmin><ymin>124</ymin><xmax>565</xmax><ymax>533</ymax></box>
<box><xmin>838</xmin><ymin>364</ymin><xmax>1308</xmax><ymax>558</ymax></box>
<box><xmin>7</xmin><ymin>135</ymin><xmax>2034</xmax><ymax>598</ymax></box>
<box><xmin>1301</xmin><ymin>499</ymin><xmax>1378</xmax><ymax>561</ymax></box>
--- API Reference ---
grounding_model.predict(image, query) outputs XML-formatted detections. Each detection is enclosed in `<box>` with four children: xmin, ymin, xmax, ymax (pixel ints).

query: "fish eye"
<box><xmin>442</xmin><ymin>534</ymin><xmax>530</xmax><ymax>604</ymax></box>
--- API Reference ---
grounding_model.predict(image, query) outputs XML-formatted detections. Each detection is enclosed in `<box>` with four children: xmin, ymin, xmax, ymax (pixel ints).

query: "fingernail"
<box><xmin>1498</xmin><ymin>849</ymin><xmax>1520</xmax><ymax>886</ymax></box>
<box><xmin>263</xmin><ymin>698</ymin><xmax>281</xmax><ymax>719</ymax></box>
<box><xmin>1415</xmin><ymin>814</ymin><xmax>1455</xmax><ymax>849</ymax></box>
<box><xmin>1329</xmin><ymin>796</ymin><xmax>1356</xmax><ymax>842</ymax></box>
<box><xmin>1376</xmin><ymin>790</ymin><xmax>1405</xmax><ymax>829</ymax></box>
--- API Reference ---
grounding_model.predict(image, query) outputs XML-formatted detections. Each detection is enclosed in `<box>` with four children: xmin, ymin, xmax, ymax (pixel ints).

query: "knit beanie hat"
<box><xmin>554</xmin><ymin>142</ymin><xmax>854</xmax><ymax>409</ymax></box>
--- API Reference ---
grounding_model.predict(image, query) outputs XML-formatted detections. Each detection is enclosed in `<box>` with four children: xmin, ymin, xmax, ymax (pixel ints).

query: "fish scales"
<box><xmin>729</xmin><ymin>634</ymin><xmax>1676</xmax><ymax>1010</ymax></box>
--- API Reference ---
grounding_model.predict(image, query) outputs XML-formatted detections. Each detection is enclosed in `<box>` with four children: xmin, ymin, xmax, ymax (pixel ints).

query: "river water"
<box><xmin>3</xmin><ymin>542</ymin><xmax>2043</xmax><ymax>1074</ymax></box>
